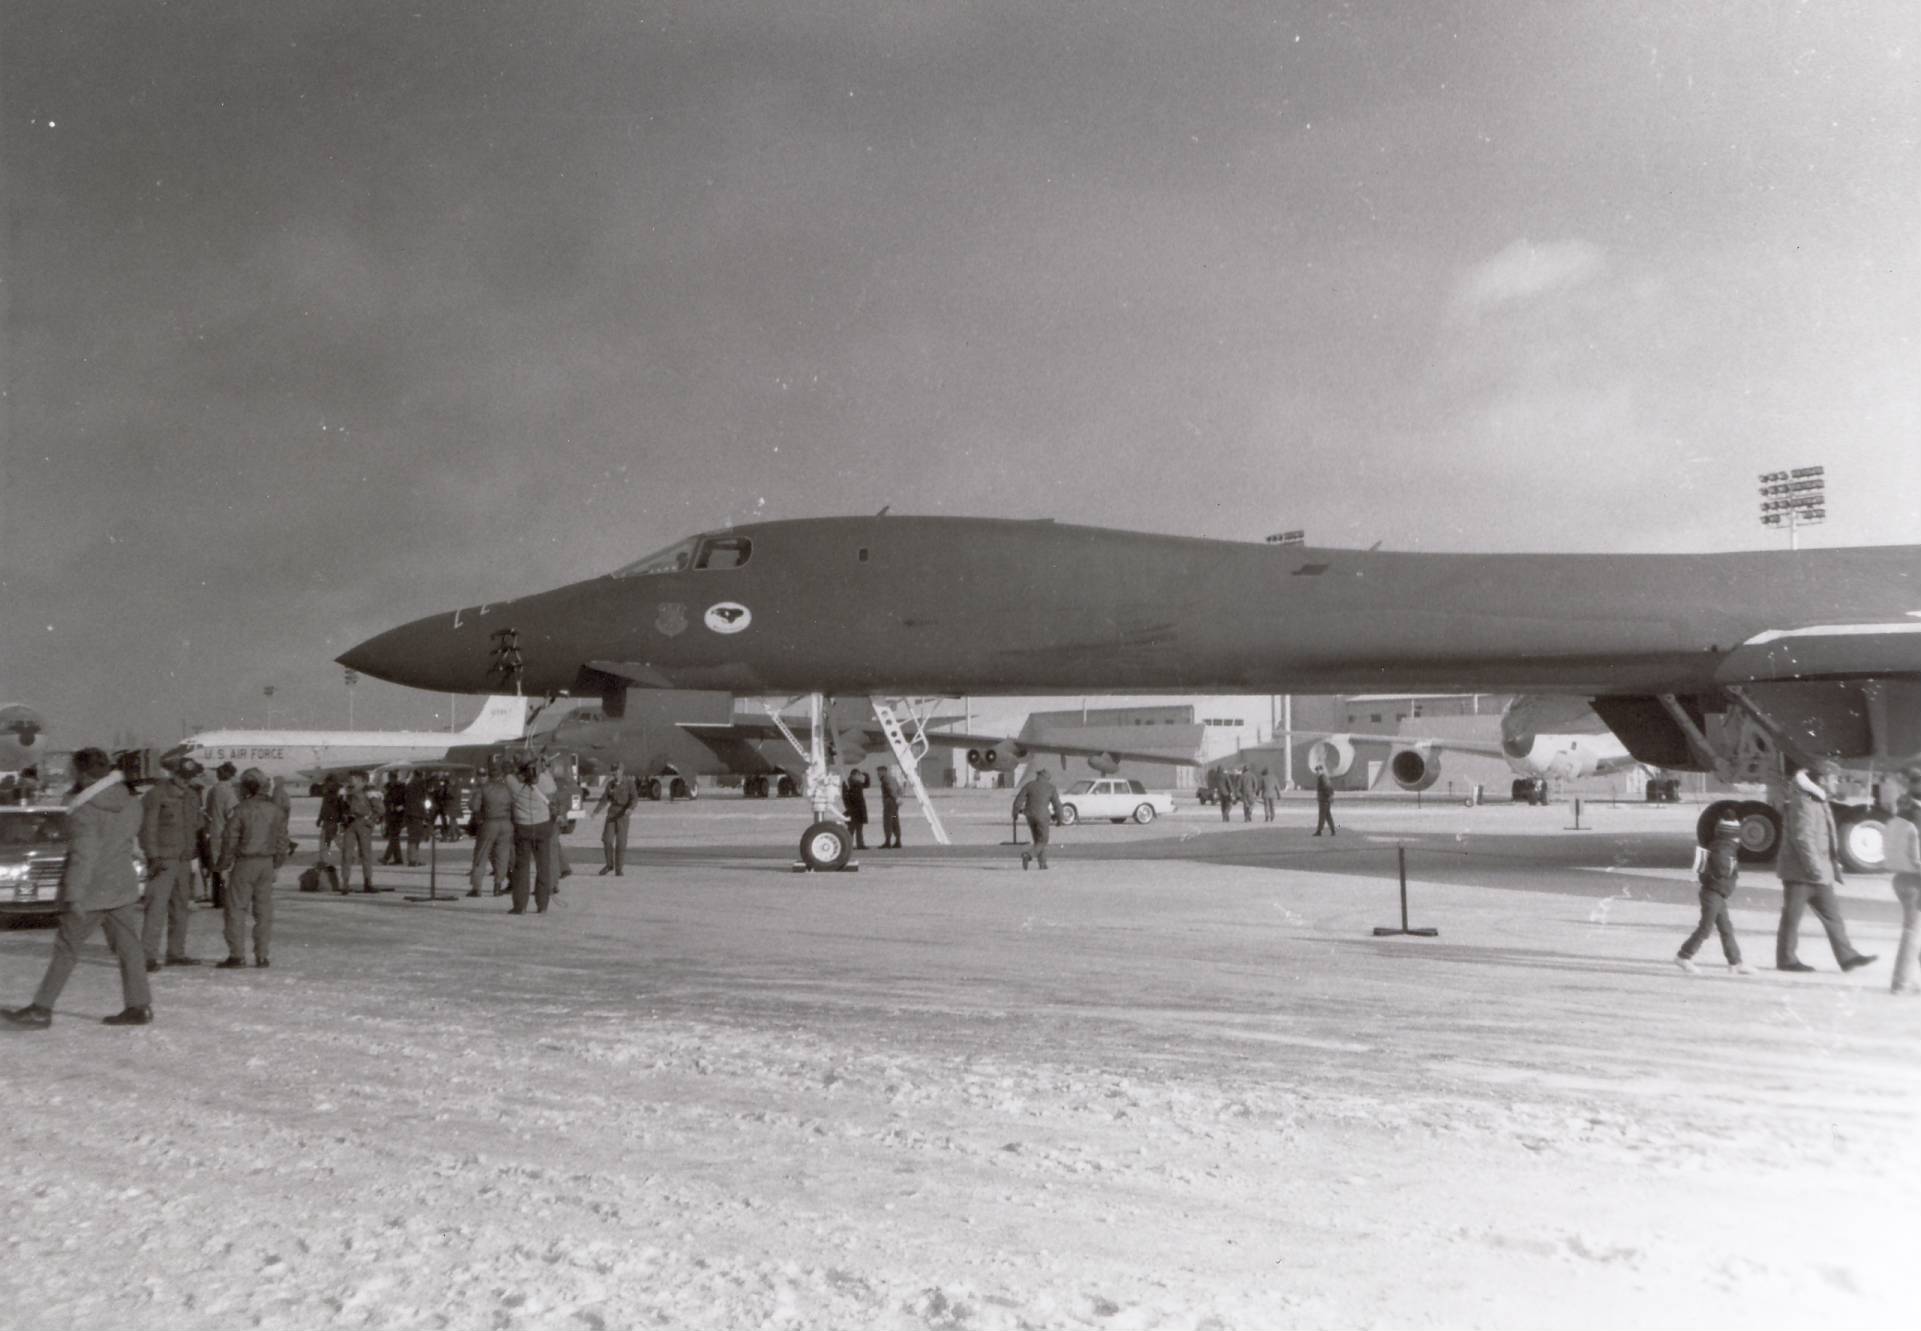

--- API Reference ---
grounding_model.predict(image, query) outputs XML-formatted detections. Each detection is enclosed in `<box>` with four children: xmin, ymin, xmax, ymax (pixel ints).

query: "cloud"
<box><xmin>1450</xmin><ymin>239</ymin><xmax>1607</xmax><ymax>319</ymax></box>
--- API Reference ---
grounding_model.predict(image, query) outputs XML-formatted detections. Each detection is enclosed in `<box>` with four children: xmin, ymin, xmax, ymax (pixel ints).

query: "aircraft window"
<box><xmin>613</xmin><ymin>539</ymin><xmax>696</xmax><ymax>578</ymax></box>
<box><xmin>694</xmin><ymin>536</ymin><xmax>752</xmax><ymax>571</ymax></box>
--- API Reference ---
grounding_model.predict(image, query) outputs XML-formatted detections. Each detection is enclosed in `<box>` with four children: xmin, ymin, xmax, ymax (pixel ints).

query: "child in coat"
<box><xmin>1678</xmin><ymin>814</ymin><xmax>1755</xmax><ymax>974</ymax></box>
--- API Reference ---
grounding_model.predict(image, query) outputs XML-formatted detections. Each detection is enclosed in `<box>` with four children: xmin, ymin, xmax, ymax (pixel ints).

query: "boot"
<box><xmin>2</xmin><ymin>1005</ymin><xmax>53</xmax><ymax>1030</ymax></box>
<box><xmin>217</xmin><ymin>956</ymin><xmax>247</xmax><ymax>970</ymax></box>
<box><xmin>102</xmin><ymin>1007</ymin><xmax>153</xmax><ymax>1026</ymax></box>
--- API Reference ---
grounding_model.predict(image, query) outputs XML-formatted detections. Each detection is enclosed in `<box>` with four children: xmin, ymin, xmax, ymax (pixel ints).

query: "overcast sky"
<box><xmin>2</xmin><ymin>0</ymin><xmax>1916</xmax><ymax>742</ymax></box>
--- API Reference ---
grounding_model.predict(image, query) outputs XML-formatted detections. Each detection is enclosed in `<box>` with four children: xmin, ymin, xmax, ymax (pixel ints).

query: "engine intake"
<box><xmin>1389</xmin><ymin>745</ymin><xmax>1440</xmax><ymax>792</ymax></box>
<box><xmin>966</xmin><ymin>744</ymin><xmax>1028</xmax><ymax>774</ymax></box>
<box><xmin>1306</xmin><ymin>735</ymin><xmax>1357</xmax><ymax>779</ymax></box>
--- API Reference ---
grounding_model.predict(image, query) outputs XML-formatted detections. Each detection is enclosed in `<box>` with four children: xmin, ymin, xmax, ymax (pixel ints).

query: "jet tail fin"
<box><xmin>461</xmin><ymin>695</ymin><xmax>530</xmax><ymax>740</ymax></box>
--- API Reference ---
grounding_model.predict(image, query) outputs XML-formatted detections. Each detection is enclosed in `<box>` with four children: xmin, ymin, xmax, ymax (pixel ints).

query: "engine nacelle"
<box><xmin>1389</xmin><ymin>744</ymin><xmax>1441</xmax><ymax>792</ymax></box>
<box><xmin>1086</xmin><ymin>752</ymin><xmax>1121</xmax><ymax>775</ymax></box>
<box><xmin>1306</xmin><ymin>735</ymin><xmax>1357</xmax><ymax>779</ymax></box>
<box><xmin>966</xmin><ymin>743</ymin><xmax>1028</xmax><ymax>774</ymax></box>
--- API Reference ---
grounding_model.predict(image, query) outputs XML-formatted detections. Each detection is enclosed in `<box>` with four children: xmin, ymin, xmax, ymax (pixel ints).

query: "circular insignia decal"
<box><xmin>655</xmin><ymin>602</ymin><xmax>688</xmax><ymax>638</ymax></box>
<box><xmin>704</xmin><ymin>602</ymin><xmax>752</xmax><ymax>635</ymax></box>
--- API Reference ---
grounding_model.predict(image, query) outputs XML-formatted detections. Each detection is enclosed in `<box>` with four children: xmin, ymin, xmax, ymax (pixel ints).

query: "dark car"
<box><xmin>0</xmin><ymin>805</ymin><xmax>147</xmax><ymax>922</ymax></box>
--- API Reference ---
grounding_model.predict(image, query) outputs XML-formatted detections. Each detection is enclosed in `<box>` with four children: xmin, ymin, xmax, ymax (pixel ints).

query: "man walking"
<box><xmin>549</xmin><ymin>759</ymin><xmax>578</xmax><ymax>883</ymax></box>
<box><xmin>1014</xmin><ymin>767</ymin><xmax>1064</xmax><ymax>870</ymax></box>
<box><xmin>3</xmin><ymin>748</ymin><xmax>154</xmax><ymax>1028</ymax></box>
<box><xmin>140</xmin><ymin>754</ymin><xmax>205</xmax><ymax>971</ymax></box>
<box><xmin>1259</xmin><ymin>766</ymin><xmax>1281</xmax><ymax>822</ymax></box>
<box><xmin>467</xmin><ymin>758</ymin><xmax>515</xmax><ymax>896</ymax></box>
<box><xmin>335</xmin><ymin>772</ymin><xmax>379</xmax><ymax>894</ymax></box>
<box><xmin>216</xmin><ymin>768</ymin><xmax>287</xmax><ymax>969</ymax></box>
<box><xmin>878</xmin><ymin>764</ymin><xmax>903</xmax><ymax>849</ymax></box>
<box><xmin>1216</xmin><ymin>767</ymin><xmax>1233</xmax><ymax>823</ymax></box>
<box><xmin>592</xmin><ymin>763</ymin><xmax>640</xmax><ymax>876</ymax></box>
<box><xmin>507</xmin><ymin>759</ymin><xmax>555</xmax><ymax>913</ymax></box>
<box><xmin>1238</xmin><ymin>765</ymin><xmax>1255</xmax><ymax>823</ymax></box>
<box><xmin>1776</xmin><ymin>760</ymin><xmax>1875</xmax><ymax>973</ymax></box>
<box><xmin>1313</xmin><ymin>769</ymin><xmax>1337</xmax><ymax>837</ymax></box>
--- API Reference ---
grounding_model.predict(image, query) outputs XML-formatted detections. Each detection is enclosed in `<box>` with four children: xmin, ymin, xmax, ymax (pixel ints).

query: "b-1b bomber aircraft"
<box><xmin>339</xmin><ymin>514</ymin><xmax>1921</xmax><ymax>869</ymax></box>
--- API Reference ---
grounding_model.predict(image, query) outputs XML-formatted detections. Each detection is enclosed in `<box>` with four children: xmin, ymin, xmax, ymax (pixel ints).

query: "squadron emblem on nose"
<box><xmin>655</xmin><ymin>602</ymin><xmax>688</xmax><ymax>638</ymax></box>
<box><xmin>704</xmin><ymin>602</ymin><xmax>752</xmax><ymax>635</ymax></box>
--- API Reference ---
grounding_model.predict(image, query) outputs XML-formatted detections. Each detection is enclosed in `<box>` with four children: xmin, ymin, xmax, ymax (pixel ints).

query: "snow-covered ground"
<box><xmin>3</xmin><ymin>793</ymin><xmax>1915</xmax><ymax>1329</ymax></box>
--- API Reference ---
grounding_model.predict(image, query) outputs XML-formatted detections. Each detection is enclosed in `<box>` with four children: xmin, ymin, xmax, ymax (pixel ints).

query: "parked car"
<box><xmin>1056</xmin><ymin>778</ymin><xmax>1175</xmax><ymax>825</ymax></box>
<box><xmin>0</xmin><ymin>804</ymin><xmax>147</xmax><ymax>922</ymax></box>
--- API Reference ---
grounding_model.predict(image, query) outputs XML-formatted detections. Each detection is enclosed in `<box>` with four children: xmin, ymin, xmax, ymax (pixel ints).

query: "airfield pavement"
<box><xmin>1</xmin><ymin>789</ymin><xmax>1916</xmax><ymax>1330</ymax></box>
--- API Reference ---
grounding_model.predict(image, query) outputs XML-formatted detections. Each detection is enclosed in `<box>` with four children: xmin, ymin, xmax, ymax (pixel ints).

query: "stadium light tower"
<box><xmin>1758</xmin><ymin>465</ymin><xmax>1825</xmax><ymax>550</ymax></box>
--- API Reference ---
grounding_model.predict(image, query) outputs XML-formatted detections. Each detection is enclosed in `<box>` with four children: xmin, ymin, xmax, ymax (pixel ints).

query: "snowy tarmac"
<box><xmin>3</xmin><ymin>791</ymin><xmax>1916</xmax><ymax>1329</ymax></box>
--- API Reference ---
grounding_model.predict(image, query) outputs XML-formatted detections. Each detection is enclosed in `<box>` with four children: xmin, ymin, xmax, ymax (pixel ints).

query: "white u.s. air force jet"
<box><xmin>339</xmin><ymin>515</ymin><xmax>1921</xmax><ymax>869</ymax></box>
<box><xmin>169</xmin><ymin>695</ymin><xmax>530</xmax><ymax>786</ymax></box>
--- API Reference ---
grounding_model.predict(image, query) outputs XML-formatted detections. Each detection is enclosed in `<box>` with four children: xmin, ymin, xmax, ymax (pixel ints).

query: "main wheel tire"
<box><xmin>1733</xmin><ymin>800</ymin><xmax>1783</xmax><ymax>864</ymax></box>
<box><xmin>799</xmin><ymin>821</ymin><xmax>853</xmax><ymax>872</ymax></box>
<box><xmin>1132</xmin><ymin>804</ymin><xmax>1156</xmax><ymax>825</ymax></box>
<box><xmin>777</xmin><ymin>775</ymin><xmax>798</xmax><ymax>798</ymax></box>
<box><xmin>1696</xmin><ymin>800</ymin><xmax>1741</xmax><ymax>848</ymax></box>
<box><xmin>646</xmin><ymin>778</ymin><xmax>665</xmax><ymax>802</ymax></box>
<box><xmin>1837</xmin><ymin>808</ymin><xmax>1888</xmax><ymax>874</ymax></box>
<box><xmin>1512</xmin><ymin>779</ymin><xmax>1533</xmax><ymax>804</ymax></box>
<box><xmin>670</xmin><ymin>777</ymin><xmax>690</xmax><ymax>800</ymax></box>
<box><xmin>1059</xmin><ymin>804</ymin><xmax>1080</xmax><ymax>826</ymax></box>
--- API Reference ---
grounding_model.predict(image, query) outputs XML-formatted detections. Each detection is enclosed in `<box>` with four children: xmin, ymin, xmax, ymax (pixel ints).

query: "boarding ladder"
<box><xmin>871</xmin><ymin>698</ymin><xmax>951</xmax><ymax>846</ymax></box>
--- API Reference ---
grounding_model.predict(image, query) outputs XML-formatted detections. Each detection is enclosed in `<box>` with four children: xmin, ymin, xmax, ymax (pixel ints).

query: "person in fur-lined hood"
<box><xmin>1775</xmin><ymin>760</ymin><xmax>1876</xmax><ymax>975</ymax></box>
<box><xmin>3</xmin><ymin>748</ymin><xmax>154</xmax><ymax>1029</ymax></box>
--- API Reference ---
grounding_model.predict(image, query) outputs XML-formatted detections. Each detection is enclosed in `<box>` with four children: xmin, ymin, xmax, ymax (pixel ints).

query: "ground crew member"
<box><xmin>467</xmin><ymin>759</ymin><xmax>515</xmax><ymax>896</ymax></box>
<box><xmin>593</xmin><ymin>764</ymin><xmax>641</xmax><ymax>875</ymax></box>
<box><xmin>1215</xmin><ymin>768</ymin><xmax>1233</xmax><ymax>823</ymax></box>
<box><xmin>2</xmin><ymin>748</ymin><xmax>154</xmax><ymax>1029</ymax></box>
<box><xmin>1014</xmin><ymin>768</ymin><xmax>1064</xmax><ymax>871</ymax></box>
<box><xmin>1776</xmin><ymin>761</ymin><xmax>1875</xmax><ymax>973</ymax></box>
<box><xmin>1675</xmin><ymin>814</ymin><xmax>1754</xmax><ymax>974</ymax></box>
<box><xmin>840</xmin><ymin>769</ymin><xmax>870</xmax><ymax>851</ymax></box>
<box><xmin>381</xmin><ymin>773</ymin><xmax>407</xmax><ymax>864</ymax></box>
<box><xmin>404</xmin><ymin>769</ymin><xmax>434</xmax><ymax>865</ymax></box>
<box><xmin>1885</xmin><ymin>765</ymin><xmax>1921</xmax><ymax>995</ymax></box>
<box><xmin>1238</xmin><ymin>765</ymin><xmax>1255</xmax><ymax>823</ymax></box>
<box><xmin>549</xmin><ymin>760</ymin><xmax>578</xmax><ymax>882</ymax></box>
<box><xmin>204</xmin><ymin>762</ymin><xmax>239</xmax><ymax>908</ymax></box>
<box><xmin>316</xmin><ymin>774</ymin><xmax>344</xmax><ymax>858</ymax></box>
<box><xmin>216</xmin><ymin>768</ymin><xmax>286</xmax><ymax>969</ymax></box>
<box><xmin>269</xmin><ymin>776</ymin><xmax>294</xmax><ymax>855</ymax></box>
<box><xmin>1313</xmin><ymin>769</ymin><xmax>1337</xmax><ymax>836</ymax></box>
<box><xmin>1259</xmin><ymin>767</ymin><xmax>1281</xmax><ymax>822</ymax></box>
<box><xmin>139</xmin><ymin>755</ymin><xmax>205</xmax><ymax>971</ymax></box>
<box><xmin>336</xmin><ymin>772</ymin><xmax>379</xmax><ymax>893</ymax></box>
<box><xmin>878</xmin><ymin>765</ymin><xmax>903</xmax><ymax>848</ymax></box>
<box><xmin>507</xmin><ymin>759</ymin><xmax>555</xmax><ymax>913</ymax></box>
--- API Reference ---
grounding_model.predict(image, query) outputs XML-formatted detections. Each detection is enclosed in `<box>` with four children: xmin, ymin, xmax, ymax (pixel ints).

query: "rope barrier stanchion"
<box><xmin>1373</xmin><ymin>845</ymin><xmax>1439</xmax><ymax>938</ymax></box>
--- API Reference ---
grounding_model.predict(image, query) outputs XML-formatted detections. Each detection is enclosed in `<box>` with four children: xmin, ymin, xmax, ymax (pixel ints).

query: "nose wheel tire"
<box><xmin>800</xmin><ymin>821</ymin><xmax>853</xmax><ymax>871</ymax></box>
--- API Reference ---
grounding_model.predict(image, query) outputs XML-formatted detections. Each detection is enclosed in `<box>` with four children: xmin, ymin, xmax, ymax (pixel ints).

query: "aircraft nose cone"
<box><xmin>338</xmin><ymin>613</ymin><xmax>490</xmax><ymax>692</ymax></box>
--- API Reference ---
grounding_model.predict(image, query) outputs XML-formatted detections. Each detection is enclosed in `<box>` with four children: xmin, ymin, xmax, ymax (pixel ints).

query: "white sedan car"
<box><xmin>1057</xmin><ymin>778</ymin><xmax>1175</xmax><ymax>825</ymax></box>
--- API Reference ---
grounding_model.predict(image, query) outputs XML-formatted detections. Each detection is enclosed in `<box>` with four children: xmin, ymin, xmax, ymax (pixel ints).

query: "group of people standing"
<box><xmin>1206</xmin><ymin>765</ymin><xmax>1334</xmax><ymax>833</ymax></box>
<box><xmin>3</xmin><ymin>747</ymin><xmax>289</xmax><ymax>1030</ymax></box>
<box><xmin>837</xmin><ymin>764</ymin><xmax>904</xmax><ymax>850</ymax></box>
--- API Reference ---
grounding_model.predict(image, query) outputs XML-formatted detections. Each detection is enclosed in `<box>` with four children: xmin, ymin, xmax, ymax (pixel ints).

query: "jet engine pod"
<box><xmin>1086</xmin><ymin>751</ymin><xmax>1121</xmax><ymax>775</ymax></box>
<box><xmin>1306</xmin><ymin>735</ymin><xmax>1356</xmax><ymax>779</ymax></box>
<box><xmin>1389</xmin><ymin>744</ymin><xmax>1440</xmax><ymax>792</ymax></box>
<box><xmin>965</xmin><ymin>743</ymin><xmax>1028</xmax><ymax>774</ymax></box>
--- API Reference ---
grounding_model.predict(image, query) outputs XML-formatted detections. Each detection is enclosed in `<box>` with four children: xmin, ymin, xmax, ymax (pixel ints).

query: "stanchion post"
<box><xmin>1373</xmin><ymin>844</ymin><xmax>1439</xmax><ymax>938</ymax></box>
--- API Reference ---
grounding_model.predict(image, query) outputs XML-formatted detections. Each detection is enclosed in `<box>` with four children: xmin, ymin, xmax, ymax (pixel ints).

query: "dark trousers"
<box><xmin>882</xmin><ymin>805</ymin><xmax>901</xmax><ymax>847</ymax></box>
<box><xmin>847</xmin><ymin>816</ymin><xmax>866</xmax><ymax>850</ymax></box>
<box><xmin>142</xmin><ymin>858</ymin><xmax>196</xmax><ymax>963</ymax></box>
<box><xmin>601</xmin><ymin>813</ymin><xmax>632</xmax><ymax>870</ymax></box>
<box><xmin>1315</xmin><ymin>802</ymin><xmax>1336</xmax><ymax>835</ymax></box>
<box><xmin>34</xmin><ymin>902</ymin><xmax>152</xmax><ymax>1012</ymax></box>
<box><xmin>1777</xmin><ymin>879</ymin><xmax>1862</xmax><ymax>968</ymax></box>
<box><xmin>1242</xmin><ymin>798</ymin><xmax>1253</xmax><ymax>823</ymax></box>
<box><xmin>382</xmin><ymin>824</ymin><xmax>405</xmax><ymax>864</ymax></box>
<box><xmin>406</xmin><ymin>817</ymin><xmax>430</xmax><ymax>864</ymax></box>
<box><xmin>1218</xmin><ymin>796</ymin><xmax>1232</xmax><ymax>822</ymax></box>
<box><xmin>511</xmin><ymin>820</ymin><xmax>555</xmax><ymax>911</ymax></box>
<box><xmin>338</xmin><ymin>822</ymin><xmax>376</xmax><ymax>890</ymax></box>
<box><xmin>471</xmin><ymin>820</ymin><xmax>512</xmax><ymax>891</ymax></box>
<box><xmin>1680</xmin><ymin>888</ymin><xmax>1741</xmax><ymax>964</ymax></box>
<box><xmin>1262</xmin><ymin>795</ymin><xmax>1276</xmax><ymax>822</ymax></box>
<box><xmin>224</xmin><ymin>856</ymin><xmax>276</xmax><ymax>963</ymax></box>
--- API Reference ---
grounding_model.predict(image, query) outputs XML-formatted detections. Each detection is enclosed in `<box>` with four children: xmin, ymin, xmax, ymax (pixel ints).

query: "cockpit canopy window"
<box><xmin>693</xmin><ymin>536</ymin><xmax>752</xmax><ymax>570</ymax></box>
<box><xmin>612</xmin><ymin>534</ymin><xmax>753</xmax><ymax>578</ymax></box>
